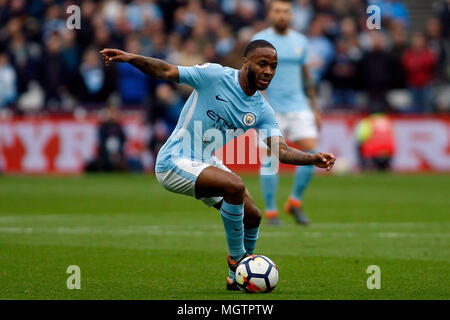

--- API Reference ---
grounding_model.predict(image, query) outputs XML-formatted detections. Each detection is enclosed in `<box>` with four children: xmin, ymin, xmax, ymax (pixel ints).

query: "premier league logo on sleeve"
<box><xmin>243</xmin><ymin>113</ymin><xmax>256</xmax><ymax>127</ymax></box>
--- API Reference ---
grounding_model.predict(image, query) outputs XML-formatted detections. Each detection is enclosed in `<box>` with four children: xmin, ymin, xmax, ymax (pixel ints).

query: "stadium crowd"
<box><xmin>0</xmin><ymin>0</ymin><xmax>449</xmax><ymax>118</ymax></box>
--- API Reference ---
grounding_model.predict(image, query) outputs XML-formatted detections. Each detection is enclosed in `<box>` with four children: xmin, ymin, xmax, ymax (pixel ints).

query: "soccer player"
<box><xmin>100</xmin><ymin>40</ymin><xmax>335</xmax><ymax>290</ymax></box>
<box><xmin>251</xmin><ymin>0</ymin><xmax>322</xmax><ymax>226</ymax></box>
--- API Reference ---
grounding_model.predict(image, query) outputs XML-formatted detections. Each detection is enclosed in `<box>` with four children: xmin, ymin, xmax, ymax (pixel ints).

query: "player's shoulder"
<box><xmin>221</xmin><ymin>65</ymin><xmax>238</xmax><ymax>78</ymax></box>
<box><xmin>194</xmin><ymin>62</ymin><xmax>229</xmax><ymax>80</ymax></box>
<box><xmin>194</xmin><ymin>63</ymin><xmax>239</xmax><ymax>85</ymax></box>
<box><xmin>193</xmin><ymin>62</ymin><xmax>224</xmax><ymax>72</ymax></box>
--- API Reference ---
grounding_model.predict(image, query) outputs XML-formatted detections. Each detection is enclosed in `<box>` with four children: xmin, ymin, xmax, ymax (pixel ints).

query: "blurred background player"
<box><xmin>252</xmin><ymin>0</ymin><xmax>321</xmax><ymax>225</ymax></box>
<box><xmin>355</xmin><ymin>113</ymin><xmax>396</xmax><ymax>171</ymax></box>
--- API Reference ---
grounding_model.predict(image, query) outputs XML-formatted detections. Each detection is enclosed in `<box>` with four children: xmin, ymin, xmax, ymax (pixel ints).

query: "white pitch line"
<box><xmin>0</xmin><ymin>226</ymin><xmax>449</xmax><ymax>240</ymax></box>
<box><xmin>1</xmin><ymin>214</ymin><xmax>449</xmax><ymax>229</ymax></box>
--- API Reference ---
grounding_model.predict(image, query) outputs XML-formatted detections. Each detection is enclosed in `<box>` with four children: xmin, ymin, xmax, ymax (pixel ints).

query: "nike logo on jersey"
<box><xmin>215</xmin><ymin>95</ymin><xmax>228</xmax><ymax>102</ymax></box>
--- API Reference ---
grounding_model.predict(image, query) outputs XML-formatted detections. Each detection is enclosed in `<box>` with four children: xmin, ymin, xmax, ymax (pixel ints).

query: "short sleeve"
<box><xmin>299</xmin><ymin>36</ymin><xmax>309</xmax><ymax>65</ymax></box>
<box><xmin>256</xmin><ymin>100</ymin><xmax>283</xmax><ymax>141</ymax></box>
<box><xmin>177</xmin><ymin>63</ymin><xmax>223</xmax><ymax>89</ymax></box>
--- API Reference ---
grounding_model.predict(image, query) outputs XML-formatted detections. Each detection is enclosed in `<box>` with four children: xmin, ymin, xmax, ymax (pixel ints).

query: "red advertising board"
<box><xmin>0</xmin><ymin>115</ymin><xmax>449</xmax><ymax>173</ymax></box>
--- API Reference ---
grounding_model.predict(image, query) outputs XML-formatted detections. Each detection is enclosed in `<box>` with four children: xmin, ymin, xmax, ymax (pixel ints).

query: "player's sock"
<box><xmin>291</xmin><ymin>150</ymin><xmax>315</xmax><ymax>201</ymax></box>
<box><xmin>260</xmin><ymin>173</ymin><xmax>278</xmax><ymax>212</ymax></box>
<box><xmin>260</xmin><ymin>155</ymin><xmax>279</xmax><ymax>213</ymax></box>
<box><xmin>244</xmin><ymin>226</ymin><xmax>259</xmax><ymax>254</ymax></box>
<box><xmin>220</xmin><ymin>200</ymin><xmax>246</xmax><ymax>262</ymax></box>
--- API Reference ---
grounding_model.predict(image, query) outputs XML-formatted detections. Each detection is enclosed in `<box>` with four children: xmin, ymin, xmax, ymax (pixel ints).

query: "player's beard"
<box><xmin>247</xmin><ymin>65</ymin><xmax>261</xmax><ymax>91</ymax></box>
<box><xmin>273</xmin><ymin>20</ymin><xmax>289</xmax><ymax>34</ymax></box>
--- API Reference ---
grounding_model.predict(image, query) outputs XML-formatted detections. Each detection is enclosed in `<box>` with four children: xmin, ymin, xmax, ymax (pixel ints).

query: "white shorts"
<box><xmin>276</xmin><ymin>109</ymin><xmax>318</xmax><ymax>141</ymax></box>
<box><xmin>155</xmin><ymin>156</ymin><xmax>233</xmax><ymax>207</ymax></box>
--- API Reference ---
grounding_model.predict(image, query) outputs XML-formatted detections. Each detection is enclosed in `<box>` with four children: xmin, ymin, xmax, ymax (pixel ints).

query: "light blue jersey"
<box><xmin>155</xmin><ymin>63</ymin><xmax>282</xmax><ymax>173</ymax></box>
<box><xmin>252</xmin><ymin>28</ymin><xmax>309</xmax><ymax>114</ymax></box>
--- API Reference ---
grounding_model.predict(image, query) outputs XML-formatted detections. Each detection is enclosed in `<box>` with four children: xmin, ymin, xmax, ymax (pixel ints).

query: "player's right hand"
<box><xmin>312</xmin><ymin>152</ymin><xmax>335</xmax><ymax>171</ymax></box>
<box><xmin>100</xmin><ymin>48</ymin><xmax>132</xmax><ymax>66</ymax></box>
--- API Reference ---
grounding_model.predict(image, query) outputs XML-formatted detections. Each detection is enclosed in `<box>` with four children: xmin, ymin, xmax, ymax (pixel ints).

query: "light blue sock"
<box><xmin>291</xmin><ymin>150</ymin><xmax>316</xmax><ymax>201</ymax></box>
<box><xmin>220</xmin><ymin>200</ymin><xmax>246</xmax><ymax>261</ymax></box>
<box><xmin>244</xmin><ymin>226</ymin><xmax>259</xmax><ymax>254</ymax></box>
<box><xmin>260</xmin><ymin>155</ymin><xmax>279</xmax><ymax>211</ymax></box>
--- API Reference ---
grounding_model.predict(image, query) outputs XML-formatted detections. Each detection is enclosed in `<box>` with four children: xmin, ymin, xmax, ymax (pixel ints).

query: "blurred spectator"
<box><xmin>60</xmin><ymin>30</ymin><xmax>80</xmax><ymax>75</ymax></box>
<box><xmin>42</xmin><ymin>4</ymin><xmax>66</xmax><ymax>41</ymax></box>
<box><xmin>178</xmin><ymin>38</ymin><xmax>205</xmax><ymax>66</ymax></box>
<box><xmin>8</xmin><ymin>29</ymin><xmax>41</xmax><ymax>96</ymax></box>
<box><xmin>425</xmin><ymin>17</ymin><xmax>449</xmax><ymax>82</ymax></box>
<box><xmin>76</xmin><ymin>0</ymin><xmax>97</xmax><ymax>53</ymax></box>
<box><xmin>358</xmin><ymin>31</ymin><xmax>403</xmax><ymax>113</ymax></box>
<box><xmin>39</xmin><ymin>32</ymin><xmax>68</xmax><ymax>106</ymax></box>
<box><xmin>125</xmin><ymin>0</ymin><xmax>162</xmax><ymax>31</ymax></box>
<box><xmin>153</xmin><ymin>83</ymin><xmax>184</xmax><ymax>132</ymax></box>
<box><xmin>433</xmin><ymin>0</ymin><xmax>450</xmax><ymax>38</ymax></box>
<box><xmin>335</xmin><ymin>0</ymin><xmax>366</xmax><ymax>22</ymax></box>
<box><xmin>225</xmin><ymin>0</ymin><xmax>261</xmax><ymax>32</ymax></box>
<box><xmin>325</xmin><ymin>37</ymin><xmax>360</xmax><ymax>108</ymax></box>
<box><xmin>338</xmin><ymin>17</ymin><xmax>362</xmax><ymax>58</ymax></box>
<box><xmin>71</xmin><ymin>47</ymin><xmax>116</xmax><ymax>104</ymax></box>
<box><xmin>314</xmin><ymin>0</ymin><xmax>339</xmax><ymax>40</ymax></box>
<box><xmin>306</xmin><ymin>15</ymin><xmax>335</xmax><ymax>84</ymax></box>
<box><xmin>402</xmin><ymin>32</ymin><xmax>437</xmax><ymax>113</ymax></box>
<box><xmin>0</xmin><ymin>52</ymin><xmax>17</xmax><ymax>108</ymax></box>
<box><xmin>216</xmin><ymin>25</ymin><xmax>235</xmax><ymax>58</ymax></box>
<box><xmin>85</xmin><ymin>105</ymin><xmax>126</xmax><ymax>172</ymax></box>
<box><xmin>389</xmin><ymin>20</ymin><xmax>409</xmax><ymax>60</ymax></box>
<box><xmin>116</xmin><ymin>35</ymin><xmax>150</xmax><ymax>105</ymax></box>
<box><xmin>291</xmin><ymin>0</ymin><xmax>314</xmax><ymax>33</ymax></box>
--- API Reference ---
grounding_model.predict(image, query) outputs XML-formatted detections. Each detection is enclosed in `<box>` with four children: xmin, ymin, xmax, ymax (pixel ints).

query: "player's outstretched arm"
<box><xmin>100</xmin><ymin>48</ymin><xmax>179</xmax><ymax>82</ymax></box>
<box><xmin>265</xmin><ymin>135</ymin><xmax>335</xmax><ymax>171</ymax></box>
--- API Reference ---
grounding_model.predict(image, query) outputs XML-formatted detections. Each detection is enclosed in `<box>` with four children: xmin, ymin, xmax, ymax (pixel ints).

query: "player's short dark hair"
<box><xmin>244</xmin><ymin>40</ymin><xmax>277</xmax><ymax>58</ymax></box>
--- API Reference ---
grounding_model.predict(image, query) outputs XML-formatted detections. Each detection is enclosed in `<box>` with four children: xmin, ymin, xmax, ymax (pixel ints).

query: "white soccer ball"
<box><xmin>235</xmin><ymin>255</ymin><xmax>278</xmax><ymax>293</ymax></box>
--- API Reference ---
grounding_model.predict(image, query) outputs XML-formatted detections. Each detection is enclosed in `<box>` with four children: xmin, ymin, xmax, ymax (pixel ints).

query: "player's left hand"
<box><xmin>312</xmin><ymin>152</ymin><xmax>335</xmax><ymax>171</ymax></box>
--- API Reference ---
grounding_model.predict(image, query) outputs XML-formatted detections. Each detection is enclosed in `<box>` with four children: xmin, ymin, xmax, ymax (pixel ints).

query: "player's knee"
<box><xmin>225</xmin><ymin>176</ymin><xmax>246</xmax><ymax>200</ymax></box>
<box><xmin>252</xmin><ymin>206</ymin><xmax>262</xmax><ymax>224</ymax></box>
<box><xmin>245</xmin><ymin>205</ymin><xmax>262</xmax><ymax>228</ymax></box>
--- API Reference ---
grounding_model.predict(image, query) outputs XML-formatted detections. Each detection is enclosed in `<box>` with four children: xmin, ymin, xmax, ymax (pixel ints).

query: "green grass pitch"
<box><xmin>0</xmin><ymin>173</ymin><xmax>449</xmax><ymax>300</ymax></box>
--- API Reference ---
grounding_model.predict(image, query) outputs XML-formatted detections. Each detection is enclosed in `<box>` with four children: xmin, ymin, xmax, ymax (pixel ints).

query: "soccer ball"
<box><xmin>235</xmin><ymin>255</ymin><xmax>278</xmax><ymax>293</ymax></box>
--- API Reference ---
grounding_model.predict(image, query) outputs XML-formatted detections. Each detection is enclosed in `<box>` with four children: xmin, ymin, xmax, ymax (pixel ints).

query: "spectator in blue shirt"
<box><xmin>306</xmin><ymin>15</ymin><xmax>335</xmax><ymax>84</ymax></box>
<box><xmin>117</xmin><ymin>36</ymin><xmax>150</xmax><ymax>105</ymax></box>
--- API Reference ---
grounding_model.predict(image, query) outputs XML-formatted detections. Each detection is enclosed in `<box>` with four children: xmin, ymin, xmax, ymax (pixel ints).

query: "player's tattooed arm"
<box><xmin>128</xmin><ymin>55</ymin><xmax>179</xmax><ymax>81</ymax></box>
<box><xmin>265</xmin><ymin>135</ymin><xmax>335</xmax><ymax>171</ymax></box>
<box><xmin>100</xmin><ymin>49</ymin><xmax>179</xmax><ymax>82</ymax></box>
